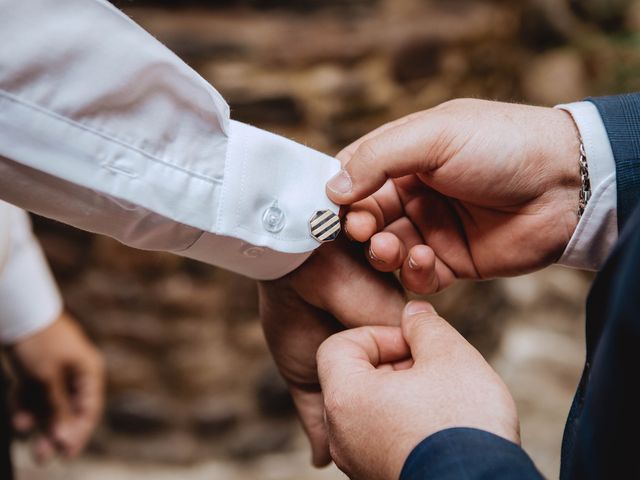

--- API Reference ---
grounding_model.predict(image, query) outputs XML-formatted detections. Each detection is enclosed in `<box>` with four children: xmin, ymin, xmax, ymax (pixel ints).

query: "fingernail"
<box><xmin>369</xmin><ymin>245</ymin><xmax>384</xmax><ymax>264</ymax></box>
<box><xmin>408</xmin><ymin>256</ymin><xmax>420</xmax><ymax>270</ymax></box>
<box><xmin>327</xmin><ymin>169</ymin><xmax>353</xmax><ymax>195</ymax></box>
<box><xmin>405</xmin><ymin>301</ymin><xmax>435</xmax><ymax>316</ymax></box>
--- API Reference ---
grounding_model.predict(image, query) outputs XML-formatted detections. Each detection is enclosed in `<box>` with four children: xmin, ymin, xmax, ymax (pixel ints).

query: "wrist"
<box><xmin>545</xmin><ymin>108</ymin><xmax>583</xmax><ymax>255</ymax></box>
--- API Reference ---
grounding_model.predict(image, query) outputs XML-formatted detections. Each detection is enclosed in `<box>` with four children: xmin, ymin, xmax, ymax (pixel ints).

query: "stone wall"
<box><xmin>23</xmin><ymin>0</ymin><xmax>640</xmax><ymax>477</ymax></box>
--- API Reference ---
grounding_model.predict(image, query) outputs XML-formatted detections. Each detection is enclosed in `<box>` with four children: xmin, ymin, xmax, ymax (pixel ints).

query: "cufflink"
<box><xmin>309</xmin><ymin>210</ymin><xmax>341</xmax><ymax>243</ymax></box>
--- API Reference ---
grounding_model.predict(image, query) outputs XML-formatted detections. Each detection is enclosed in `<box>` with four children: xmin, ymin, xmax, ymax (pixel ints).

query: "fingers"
<box><xmin>289</xmin><ymin>387</ymin><xmax>331</xmax><ymax>467</ymax></box>
<box><xmin>33</xmin><ymin>435</ymin><xmax>56</xmax><ymax>465</ymax></box>
<box><xmin>327</xmin><ymin>113</ymin><xmax>443</xmax><ymax>205</ymax></box>
<box><xmin>344</xmin><ymin>178</ymin><xmax>404</xmax><ymax>243</ymax></box>
<box><xmin>344</xmin><ymin>208</ymin><xmax>378</xmax><ymax>242</ymax></box>
<box><xmin>12</xmin><ymin>410</ymin><xmax>36</xmax><ymax>435</ymax></box>
<box><xmin>299</xmin><ymin>238</ymin><xmax>406</xmax><ymax>329</ymax></box>
<box><xmin>367</xmin><ymin>232</ymin><xmax>407</xmax><ymax>272</ymax></box>
<box><xmin>401</xmin><ymin>301</ymin><xmax>463</xmax><ymax>364</ymax></box>
<box><xmin>399</xmin><ymin>245</ymin><xmax>442</xmax><ymax>295</ymax></box>
<box><xmin>45</xmin><ymin>369</ymin><xmax>73</xmax><ymax>451</ymax></box>
<box><xmin>60</xmin><ymin>353</ymin><xmax>105</xmax><ymax>457</ymax></box>
<box><xmin>317</xmin><ymin>326</ymin><xmax>408</xmax><ymax>393</ymax></box>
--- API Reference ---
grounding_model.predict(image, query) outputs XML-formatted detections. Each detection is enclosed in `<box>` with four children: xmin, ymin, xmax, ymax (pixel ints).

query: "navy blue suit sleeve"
<box><xmin>586</xmin><ymin>94</ymin><xmax>640</xmax><ymax>231</ymax></box>
<box><xmin>400</xmin><ymin>428</ymin><xmax>543</xmax><ymax>480</ymax></box>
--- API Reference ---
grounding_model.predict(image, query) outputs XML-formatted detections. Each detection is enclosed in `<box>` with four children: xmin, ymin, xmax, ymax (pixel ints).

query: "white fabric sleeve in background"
<box><xmin>0</xmin><ymin>0</ymin><xmax>339</xmax><ymax>280</ymax></box>
<box><xmin>0</xmin><ymin>202</ymin><xmax>62</xmax><ymax>344</ymax></box>
<box><xmin>555</xmin><ymin>101</ymin><xmax>618</xmax><ymax>271</ymax></box>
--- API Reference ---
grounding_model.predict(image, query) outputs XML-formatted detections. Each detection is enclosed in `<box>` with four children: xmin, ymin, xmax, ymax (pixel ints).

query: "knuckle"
<box><xmin>412</xmin><ymin>312</ymin><xmax>448</xmax><ymax>335</ymax></box>
<box><xmin>354</xmin><ymin>140</ymin><xmax>379</xmax><ymax>169</ymax></box>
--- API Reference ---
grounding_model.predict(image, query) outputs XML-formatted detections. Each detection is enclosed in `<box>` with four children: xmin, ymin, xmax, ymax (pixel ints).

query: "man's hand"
<box><xmin>327</xmin><ymin>99</ymin><xmax>581</xmax><ymax>294</ymax></box>
<box><xmin>317</xmin><ymin>301</ymin><xmax>519</xmax><ymax>480</ymax></box>
<box><xmin>8</xmin><ymin>312</ymin><xmax>105</xmax><ymax>463</ymax></box>
<box><xmin>259</xmin><ymin>238</ymin><xmax>405</xmax><ymax>467</ymax></box>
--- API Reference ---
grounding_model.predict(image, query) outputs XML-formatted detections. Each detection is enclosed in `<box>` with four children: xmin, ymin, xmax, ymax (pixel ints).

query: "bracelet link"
<box><xmin>578</xmin><ymin>142</ymin><xmax>591</xmax><ymax>218</ymax></box>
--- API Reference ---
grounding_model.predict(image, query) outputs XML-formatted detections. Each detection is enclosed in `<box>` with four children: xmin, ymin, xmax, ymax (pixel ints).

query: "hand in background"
<box><xmin>327</xmin><ymin>99</ymin><xmax>581</xmax><ymax>294</ymax></box>
<box><xmin>259</xmin><ymin>238</ymin><xmax>405</xmax><ymax>467</ymax></box>
<box><xmin>317</xmin><ymin>301</ymin><xmax>519</xmax><ymax>480</ymax></box>
<box><xmin>8</xmin><ymin>312</ymin><xmax>104</xmax><ymax>463</ymax></box>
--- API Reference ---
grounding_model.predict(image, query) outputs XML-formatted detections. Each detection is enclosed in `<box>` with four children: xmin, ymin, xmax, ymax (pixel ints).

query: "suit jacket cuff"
<box><xmin>400</xmin><ymin>428</ymin><xmax>543</xmax><ymax>480</ymax></box>
<box><xmin>587</xmin><ymin>93</ymin><xmax>640</xmax><ymax>232</ymax></box>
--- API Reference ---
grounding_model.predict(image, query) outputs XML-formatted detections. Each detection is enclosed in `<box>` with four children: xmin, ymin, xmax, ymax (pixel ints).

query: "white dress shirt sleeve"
<box><xmin>0</xmin><ymin>0</ymin><xmax>340</xmax><ymax>280</ymax></box>
<box><xmin>555</xmin><ymin>101</ymin><xmax>618</xmax><ymax>270</ymax></box>
<box><xmin>0</xmin><ymin>202</ymin><xmax>63</xmax><ymax>344</ymax></box>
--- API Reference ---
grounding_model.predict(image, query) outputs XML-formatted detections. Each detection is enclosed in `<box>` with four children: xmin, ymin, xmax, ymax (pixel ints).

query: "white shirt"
<box><xmin>0</xmin><ymin>1</ymin><xmax>619</xmax><ymax>340</ymax></box>
<box><xmin>0</xmin><ymin>0</ymin><xmax>340</xmax><ymax>282</ymax></box>
<box><xmin>556</xmin><ymin>102</ymin><xmax>618</xmax><ymax>270</ymax></box>
<box><xmin>0</xmin><ymin>202</ymin><xmax>62</xmax><ymax>343</ymax></box>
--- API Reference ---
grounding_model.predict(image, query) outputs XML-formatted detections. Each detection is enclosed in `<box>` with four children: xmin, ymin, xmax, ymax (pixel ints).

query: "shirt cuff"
<box><xmin>400</xmin><ymin>428</ymin><xmax>543</xmax><ymax>480</ymax></box>
<box><xmin>178</xmin><ymin>232</ymin><xmax>311</xmax><ymax>280</ymax></box>
<box><xmin>555</xmin><ymin>101</ymin><xmax>618</xmax><ymax>270</ymax></box>
<box><xmin>217</xmin><ymin>120</ymin><xmax>341</xmax><ymax>254</ymax></box>
<box><xmin>179</xmin><ymin>120</ymin><xmax>340</xmax><ymax>279</ymax></box>
<box><xmin>0</xmin><ymin>207</ymin><xmax>62</xmax><ymax>344</ymax></box>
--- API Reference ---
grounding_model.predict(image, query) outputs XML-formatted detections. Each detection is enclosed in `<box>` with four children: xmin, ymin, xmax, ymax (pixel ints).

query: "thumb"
<box><xmin>317</xmin><ymin>326</ymin><xmax>408</xmax><ymax>395</ymax></box>
<box><xmin>45</xmin><ymin>370</ymin><xmax>74</xmax><ymax>452</ymax></box>
<box><xmin>401</xmin><ymin>301</ymin><xmax>463</xmax><ymax>364</ymax></box>
<box><xmin>326</xmin><ymin>113</ymin><xmax>442</xmax><ymax>205</ymax></box>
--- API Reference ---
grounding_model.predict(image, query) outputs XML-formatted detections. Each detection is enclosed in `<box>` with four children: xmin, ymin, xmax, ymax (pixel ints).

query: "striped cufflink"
<box><xmin>309</xmin><ymin>210</ymin><xmax>341</xmax><ymax>243</ymax></box>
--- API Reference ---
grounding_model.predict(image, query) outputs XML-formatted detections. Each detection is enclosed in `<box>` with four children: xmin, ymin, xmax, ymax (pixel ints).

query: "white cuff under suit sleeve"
<box><xmin>0</xmin><ymin>0</ymin><xmax>340</xmax><ymax>280</ymax></box>
<box><xmin>555</xmin><ymin>101</ymin><xmax>618</xmax><ymax>271</ymax></box>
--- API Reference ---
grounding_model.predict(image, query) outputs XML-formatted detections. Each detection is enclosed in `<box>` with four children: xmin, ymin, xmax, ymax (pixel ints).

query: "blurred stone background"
<box><xmin>11</xmin><ymin>0</ymin><xmax>640</xmax><ymax>478</ymax></box>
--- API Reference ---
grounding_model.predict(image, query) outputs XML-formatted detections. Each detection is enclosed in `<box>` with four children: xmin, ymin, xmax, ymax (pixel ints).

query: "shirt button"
<box><xmin>262</xmin><ymin>205</ymin><xmax>286</xmax><ymax>233</ymax></box>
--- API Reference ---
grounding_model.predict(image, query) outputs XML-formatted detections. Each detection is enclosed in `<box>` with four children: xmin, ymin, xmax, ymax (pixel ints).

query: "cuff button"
<box><xmin>309</xmin><ymin>210</ymin><xmax>341</xmax><ymax>243</ymax></box>
<box><xmin>262</xmin><ymin>205</ymin><xmax>286</xmax><ymax>233</ymax></box>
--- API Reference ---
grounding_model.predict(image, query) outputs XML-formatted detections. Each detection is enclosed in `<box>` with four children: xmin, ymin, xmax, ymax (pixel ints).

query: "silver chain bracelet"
<box><xmin>578</xmin><ymin>142</ymin><xmax>591</xmax><ymax>218</ymax></box>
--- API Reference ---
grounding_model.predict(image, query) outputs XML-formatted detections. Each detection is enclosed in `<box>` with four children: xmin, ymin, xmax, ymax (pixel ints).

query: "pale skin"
<box><xmin>268</xmin><ymin>98</ymin><xmax>581</xmax><ymax>472</ymax></box>
<box><xmin>8</xmin><ymin>312</ymin><xmax>104</xmax><ymax>463</ymax></box>
<box><xmin>259</xmin><ymin>237</ymin><xmax>405</xmax><ymax>466</ymax></box>
<box><xmin>326</xmin><ymin>99</ymin><xmax>582</xmax><ymax>294</ymax></box>
<box><xmin>317</xmin><ymin>301</ymin><xmax>519</xmax><ymax>480</ymax></box>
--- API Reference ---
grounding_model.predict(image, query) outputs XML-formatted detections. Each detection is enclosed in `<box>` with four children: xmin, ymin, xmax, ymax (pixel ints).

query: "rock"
<box><xmin>227</xmin><ymin>422</ymin><xmax>293</xmax><ymax>459</ymax></box>
<box><xmin>190</xmin><ymin>398</ymin><xmax>242</xmax><ymax>438</ymax></box>
<box><xmin>626</xmin><ymin>0</ymin><xmax>640</xmax><ymax>30</ymax></box>
<box><xmin>163</xmin><ymin>341</ymin><xmax>241</xmax><ymax>396</ymax></box>
<box><xmin>519</xmin><ymin>0</ymin><xmax>570</xmax><ymax>51</ymax></box>
<box><xmin>570</xmin><ymin>0</ymin><xmax>633</xmax><ymax>30</ymax></box>
<box><xmin>522</xmin><ymin>49</ymin><xmax>587</xmax><ymax>105</ymax></box>
<box><xmin>392</xmin><ymin>37</ymin><xmax>443</xmax><ymax>83</ymax></box>
<box><xmin>229</xmin><ymin>95</ymin><xmax>305</xmax><ymax>126</ymax></box>
<box><xmin>105</xmin><ymin>391</ymin><xmax>174</xmax><ymax>435</ymax></box>
<box><xmin>103</xmin><ymin>343</ymin><xmax>164</xmax><ymax>393</ymax></box>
